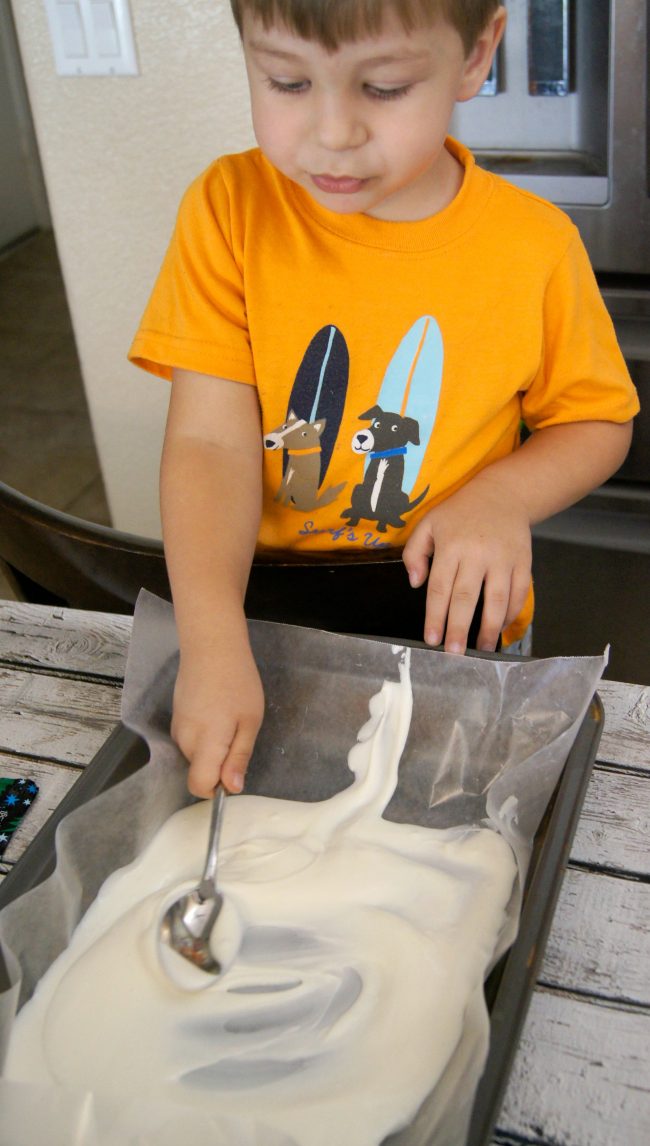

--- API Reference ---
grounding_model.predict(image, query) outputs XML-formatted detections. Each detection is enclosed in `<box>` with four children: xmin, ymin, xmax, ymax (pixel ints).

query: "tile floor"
<box><xmin>0</xmin><ymin>229</ymin><xmax>111</xmax><ymax>600</ymax></box>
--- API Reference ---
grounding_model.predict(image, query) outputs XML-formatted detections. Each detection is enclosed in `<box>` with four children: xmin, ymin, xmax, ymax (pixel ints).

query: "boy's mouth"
<box><xmin>311</xmin><ymin>174</ymin><xmax>367</xmax><ymax>195</ymax></box>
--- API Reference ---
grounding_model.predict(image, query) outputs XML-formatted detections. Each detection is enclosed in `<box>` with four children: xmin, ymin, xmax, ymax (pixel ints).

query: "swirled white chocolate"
<box><xmin>6</xmin><ymin>653</ymin><xmax>516</xmax><ymax>1146</ymax></box>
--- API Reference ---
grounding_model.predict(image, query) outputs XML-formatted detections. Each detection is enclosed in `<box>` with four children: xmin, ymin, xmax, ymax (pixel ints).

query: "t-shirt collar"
<box><xmin>270</xmin><ymin>138</ymin><xmax>494</xmax><ymax>253</ymax></box>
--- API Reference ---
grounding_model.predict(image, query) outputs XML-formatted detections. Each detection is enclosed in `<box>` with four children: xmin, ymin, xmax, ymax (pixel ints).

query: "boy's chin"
<box><xmin>312</xmin><ymin>197</ymin><xmax>369</xmax><ymax>216</ymax></box>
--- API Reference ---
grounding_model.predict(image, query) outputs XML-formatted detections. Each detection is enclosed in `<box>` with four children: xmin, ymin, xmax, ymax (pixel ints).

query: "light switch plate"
<box><xmin>44</xmin><ymin>0</ymin><xmax>139</xmax><ymax>76</ymax></box>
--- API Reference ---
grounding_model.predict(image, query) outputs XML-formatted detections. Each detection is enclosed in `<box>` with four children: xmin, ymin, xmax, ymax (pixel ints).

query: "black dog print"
<box><xmin>341</xmin><ymin>405</ymin><xmax>430</xmax><ymax>532</ymax></box>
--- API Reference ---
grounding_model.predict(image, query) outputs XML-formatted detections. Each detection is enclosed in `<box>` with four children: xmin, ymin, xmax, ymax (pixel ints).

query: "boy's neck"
<box><xmin>364</xmin><ymin>140</ymin><xmax>465</xmax><ymax>222</ymax></box>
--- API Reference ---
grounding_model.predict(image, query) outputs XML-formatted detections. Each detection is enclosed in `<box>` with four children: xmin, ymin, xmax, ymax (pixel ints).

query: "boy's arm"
<box><xmin>160</xmin><ymin>367</ymin><xmax>264</xmax><ymax>798</ymax></box>
<box><xmin>403</xmin><ymin>419</ymin><xmax>634</xmax><ymax>653</ymax></box>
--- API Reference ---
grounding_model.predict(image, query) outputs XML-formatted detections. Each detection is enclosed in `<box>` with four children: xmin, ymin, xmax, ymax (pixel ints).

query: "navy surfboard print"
<box><xmin>285</xmin><ymin>325</ymin><xmax>348</xmax><ymax>482</ymax></box>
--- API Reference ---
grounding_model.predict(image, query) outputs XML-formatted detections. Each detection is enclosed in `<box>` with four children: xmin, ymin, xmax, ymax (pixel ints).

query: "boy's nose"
<box><xmin>313</xmin><ymin>94</ymin><xmax>368</xmax><ymax>152</ymax></box>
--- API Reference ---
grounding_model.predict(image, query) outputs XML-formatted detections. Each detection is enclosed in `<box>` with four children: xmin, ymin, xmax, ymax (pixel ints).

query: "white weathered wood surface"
<box><xmin>495</xmin><ymin>992</ymin><xmax>650</xmax><ymax>1145</ymax></box>
<box><xmin>0</xmin><ymin>600</ymin><xmax>649</xmax><ymax>1145</ymax></box>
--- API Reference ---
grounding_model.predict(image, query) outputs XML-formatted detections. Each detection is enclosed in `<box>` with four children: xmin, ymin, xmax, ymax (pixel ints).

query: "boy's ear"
<box><xmin>456</xmin><ymin>5</ymin><xmax>507</xmax><ymax>104</ymax></box>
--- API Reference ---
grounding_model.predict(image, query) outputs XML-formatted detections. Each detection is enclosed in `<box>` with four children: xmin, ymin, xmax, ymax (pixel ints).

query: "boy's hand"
<box><xmin>402</xmin><ymin>473</ymin><xmax>532</xmax><ymax>653</ymax></box>
<box><xmin>402</xmin><ymin>420</ymin><xmax>635</xmax><ymax>653</ymax></box>
<box><xmin>170</xmin><ymin>638</ymin><xmax>265</xmax><ymax>798</ymax></box>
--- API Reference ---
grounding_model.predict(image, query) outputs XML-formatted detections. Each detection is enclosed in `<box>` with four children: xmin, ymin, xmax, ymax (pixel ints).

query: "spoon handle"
<box><xmin>197</xmin><ymin>783</ymin><xmax>226</xmax><ymax>901</ymax></box>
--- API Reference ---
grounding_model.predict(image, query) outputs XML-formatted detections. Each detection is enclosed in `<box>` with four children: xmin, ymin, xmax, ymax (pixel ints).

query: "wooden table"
<box><xmin>0</xmin><ymin>600</ymin><xmax>648</xmax><ymax>1145</ymax></box>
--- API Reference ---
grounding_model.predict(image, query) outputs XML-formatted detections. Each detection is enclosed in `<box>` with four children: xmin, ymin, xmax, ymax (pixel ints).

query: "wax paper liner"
<box><xmin>0</xmin><ymin>590</ymin><xmax>607</xmax><ymax>1146</ymax></box>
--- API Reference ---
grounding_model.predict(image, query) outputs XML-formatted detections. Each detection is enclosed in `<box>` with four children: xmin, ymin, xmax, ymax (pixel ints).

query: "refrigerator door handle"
<box><xmin>528</xmin><ymin>0</ymin><xmax>572</xmax><ymax>95</ymax></box>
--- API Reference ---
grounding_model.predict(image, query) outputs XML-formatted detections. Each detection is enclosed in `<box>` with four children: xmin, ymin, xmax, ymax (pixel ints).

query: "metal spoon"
<box><xmin>159</xmin><ymin>784</ymin><xmax>226</xmax><ymax>976</ymax></box>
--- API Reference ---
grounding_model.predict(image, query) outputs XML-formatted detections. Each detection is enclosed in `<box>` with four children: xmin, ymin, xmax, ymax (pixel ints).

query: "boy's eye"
<box><xmin>364</xmin><ymin>84</ymin><xmax>412</xmax><ymax>102</ymax></box>
<box><xmin>265</xmin><ymin>77</ymin><xmax>309</xmax><ymax>95</ymax></box>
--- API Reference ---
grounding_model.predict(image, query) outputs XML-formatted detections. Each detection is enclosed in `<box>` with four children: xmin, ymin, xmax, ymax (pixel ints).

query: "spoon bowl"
<box><xmin>159</xmin><ymin>784</ymin><xmax>226</xmax><ymax>977</ymax></box>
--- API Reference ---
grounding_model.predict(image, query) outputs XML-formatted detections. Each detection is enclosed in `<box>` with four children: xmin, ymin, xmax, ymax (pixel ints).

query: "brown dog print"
<box><xmin>265</xmin><ymin>411</ymin><xmax>346</xmax><ymax>511</ymax></box>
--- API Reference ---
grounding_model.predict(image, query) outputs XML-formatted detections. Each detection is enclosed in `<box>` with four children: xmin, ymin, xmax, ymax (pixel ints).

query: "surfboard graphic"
<box><xmin>370</xmin><ymin>316</ymin><xmax>443</xmax><ymax>494</ymax></box>
<box><xmin>284</xmin><ymin>325</ymin><xmax>349</xmax><ymax>484</ymax></box>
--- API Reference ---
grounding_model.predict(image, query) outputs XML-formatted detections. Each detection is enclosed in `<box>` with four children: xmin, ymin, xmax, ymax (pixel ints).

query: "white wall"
<box><xmin>10</xmin><ymin>0</ymin><xmax>255</xmax><ymax>536</ymax></box>
<box><xmin>0</xmin><ymin>3</ymin><xmax>50</xmax><ymax>247</ymax></box>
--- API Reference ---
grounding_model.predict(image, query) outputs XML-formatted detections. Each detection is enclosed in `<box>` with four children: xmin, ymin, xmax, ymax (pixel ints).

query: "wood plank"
<box><xmin>0</xmin><ymin>668</ymin><xmax>121</xmax><ymax>764</ymax></box>
<box><xmin>491</xmin><ymin>1134</ymin><xmax>543</xmax><ymax>1146</ymax></box>
<box><xmin>0</xmin><ymin>602</ymin><xmax>131</xmax><ymax>678</ymax></box>
<box><xmin>0</xmin><ymin>752</ymin><xmax>82</xmax><ymax>865</ymax></box>
<box><xmin>571</xmin><ymin>766</ymin><xmax>650</xmax><ymax>875</ymax></box>
<box><xmin>496</xmin><ymin>990</ymin><xmax>650</xmax><ymax>1145</ymax></box>
<box><xmin>539</xmin><ymin>867</ymin><xmax>650</xmax><ymax>1006</ymax></box>
<box><xmin>598</xmin><ymin>680</ymin><xmax>650</xmax><ymax>773</ymax></box>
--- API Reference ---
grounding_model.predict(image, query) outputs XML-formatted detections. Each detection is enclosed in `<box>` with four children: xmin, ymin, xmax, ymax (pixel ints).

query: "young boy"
<box><xmin>129</xmin><ymin>0</ymin><xmax>638</xmax><ymax>799</ymax></box>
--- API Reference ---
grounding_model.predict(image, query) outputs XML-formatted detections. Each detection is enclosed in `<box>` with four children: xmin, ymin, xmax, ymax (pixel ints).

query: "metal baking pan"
<box><xmin>469</xmin><ymin>690</ymin><xmax>603</xmax><ymax>1144</ymax></box>
<box><xmin>0</xmin><ymin>666</ymin><xmax>604</xmax><ymax>1146</ymax></box>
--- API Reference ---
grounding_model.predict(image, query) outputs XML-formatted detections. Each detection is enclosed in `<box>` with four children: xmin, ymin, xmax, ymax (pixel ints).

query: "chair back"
<box><xmin>0</xmin><ymin>480</ymin><xmax>169</xmax><ymax>612</ymax></box>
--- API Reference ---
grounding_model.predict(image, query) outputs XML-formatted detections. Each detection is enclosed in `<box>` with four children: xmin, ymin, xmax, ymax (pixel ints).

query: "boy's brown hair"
<box><xmin>229</xmin><ymin>0</ymin><xmax>502</xmax><ymax>55</ymax></box>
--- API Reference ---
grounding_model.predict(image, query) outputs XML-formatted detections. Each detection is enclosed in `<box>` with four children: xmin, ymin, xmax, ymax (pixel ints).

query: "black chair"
<box><xmin>0</xmin><ymin>479</ymin><xmax>487</xmax><ymax>644</ymax></box>
<box><xmin>0</xmin><ymin>480</ymin><xmax>170</xmax><ymax>613</ymax></box>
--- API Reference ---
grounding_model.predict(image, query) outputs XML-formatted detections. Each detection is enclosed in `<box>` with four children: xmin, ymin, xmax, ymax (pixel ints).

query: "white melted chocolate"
<box><xmin>5</xmin><ymin>653</ymin><xmax>517</xmax><ymax>1146</ymax></box>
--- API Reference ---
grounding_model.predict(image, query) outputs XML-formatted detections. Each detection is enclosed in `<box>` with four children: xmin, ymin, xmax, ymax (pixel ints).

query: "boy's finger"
<box><xmin>220</xmin><ymin>746</ymin><xmax>252</xmax><ymax>795</ymax></box>
<box><xmin>443</xmin><ymin>579</ymin><xmax>483</xmax><ymax>653</ymax></box>
<box><xmin>504</xmin><ymin>562</ymin><xmax>533</xmax><ymax>628</ymax></box>
<box><xmin>423</xmin><ymin>555</ymin><xmax>458</xmax><ymax>646</ymax></box>
<box><xmin>477</xmin><ymin>570</ymin><xmax>512</xmax><ymax>651</ymax></box>
<box><xmin>220</xmin><ymin>715</ymin><xmax>262</xmax><ymax>794</ymax></box>
<box><xmin>186</xmin><ymin>741</ymin><xmax>229</xmax><ymax>799</ymax></box>
<box><xmin>402</xmin><ymin>529</ymin><xmax>434</xmax><ymax>589</ymax></box>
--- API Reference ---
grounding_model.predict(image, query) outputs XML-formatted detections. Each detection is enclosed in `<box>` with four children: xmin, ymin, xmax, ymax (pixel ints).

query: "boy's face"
<box><xmin>241</xmin><ymin>7</ymin><xmax>504</xmax><ymax>222</ymax></box>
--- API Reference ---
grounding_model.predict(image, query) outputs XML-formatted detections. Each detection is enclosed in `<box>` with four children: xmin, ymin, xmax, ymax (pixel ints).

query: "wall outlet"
<box><xmin>44</xmin><ymin>0</ymin><xmax>138</xmax><ymax>76</ymax></box>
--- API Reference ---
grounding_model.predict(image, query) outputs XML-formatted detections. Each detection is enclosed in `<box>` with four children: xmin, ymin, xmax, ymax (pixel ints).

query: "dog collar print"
<box><xmin>369</xmin><ymin>447</ymin><xmax>408</xmax><ymax>459</ymax></box>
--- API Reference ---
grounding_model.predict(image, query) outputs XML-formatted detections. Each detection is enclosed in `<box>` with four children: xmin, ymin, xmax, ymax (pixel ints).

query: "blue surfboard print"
<box><xmin>284</xmin><ymin>325</ymin><xmax>349</xmax><ymax>484</ymax></box>
<box><xmin>372</xmin><ymin>316</ymin><xmax>443</xmax><ymax>494</ymax></box>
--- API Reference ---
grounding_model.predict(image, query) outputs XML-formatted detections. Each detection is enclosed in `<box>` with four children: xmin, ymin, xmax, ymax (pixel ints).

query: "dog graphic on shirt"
<box><xmin>341</xmin><ymin>405</ymin><xmax>429</xmax><ymax>532</ymax></box>
<box><xmin>265</xmin><ymin>411</ymin><xmax>346</xmax><ymax>511</ymax></box>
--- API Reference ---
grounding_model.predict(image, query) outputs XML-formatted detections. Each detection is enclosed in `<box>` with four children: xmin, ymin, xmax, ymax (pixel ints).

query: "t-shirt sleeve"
<box><xmin>521</xmin><ymin>229</ymin><xmax>640</xmax><ymax>429</ymax></box>
<box><xmin>128</xmin><ymin>164</ymin><xmax>255</xmax><ymax>385</ymax></box>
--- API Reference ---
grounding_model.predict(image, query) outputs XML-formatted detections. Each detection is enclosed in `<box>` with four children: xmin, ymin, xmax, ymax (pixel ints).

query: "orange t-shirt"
<box><xmin>129</xmin><ymin>139</ymin><xmax>639</xmax><ymax>643</ymax></box>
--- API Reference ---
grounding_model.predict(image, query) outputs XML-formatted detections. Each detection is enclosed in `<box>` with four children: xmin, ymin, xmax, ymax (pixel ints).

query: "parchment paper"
<box><xmin>0</xmin><ymin>590</ymin><xmax>607</xmax><ymax>1146</ymax></box>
